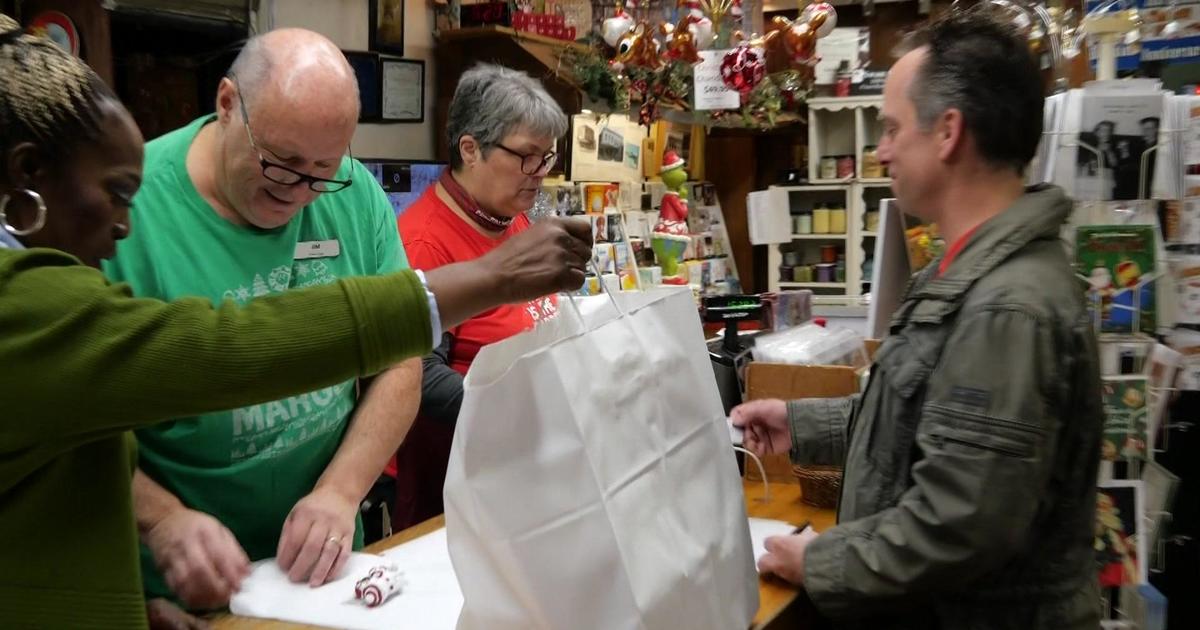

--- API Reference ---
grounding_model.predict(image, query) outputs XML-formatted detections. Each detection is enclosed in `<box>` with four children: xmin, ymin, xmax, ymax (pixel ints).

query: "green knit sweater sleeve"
<box><xmin>0</xmin><ymin>248</ymin><xmax>432</xmax><ymax>447</ymax></box>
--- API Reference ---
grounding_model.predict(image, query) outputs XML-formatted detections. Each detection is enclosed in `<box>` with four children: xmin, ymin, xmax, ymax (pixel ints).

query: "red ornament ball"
<box><xmin>720</xmin><ymin>46</ymin><xmax>765</xmax><ymax>94</ymax></box>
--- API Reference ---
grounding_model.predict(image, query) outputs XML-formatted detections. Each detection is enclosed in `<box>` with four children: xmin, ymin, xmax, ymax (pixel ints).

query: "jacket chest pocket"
<box><xmin>861</xmin><ymin>320</ymin><xmax>953</xmax><ymax>492</ymax></box>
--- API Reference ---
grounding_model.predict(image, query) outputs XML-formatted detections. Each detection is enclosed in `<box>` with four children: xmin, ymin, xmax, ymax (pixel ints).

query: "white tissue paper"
<box><xmin>229</xmin><ymin>528</ymin><xmax>462</xmax><ymax>630</ymax></box>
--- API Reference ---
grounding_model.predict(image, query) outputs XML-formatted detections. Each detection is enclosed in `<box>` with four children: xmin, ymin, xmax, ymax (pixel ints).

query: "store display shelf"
<box><xmin>773</xmin><ymin>183</ymin><xmax>852</xmax><ymax>191</ymax></box>
<box><xmin>436</xmin><ymin>26</ymin><xmax>589</xmax><ymax>52</ymax></box>
<box><xmin>806</xmin><ymin>95</ymin><xmax>884</xmax><ymax>111</ymax></box>
<box><xmin>790</xmin><ymin>233</ymin><xmax>849</xmax><ymax>240</ymax></box>
<box><xmin>804</xmin><ymin>178</ymin><xmax>855</xmax><ymax>187</ymax></box>
<box><xmin>779</xmin><ymin>282</ymin><xmax>847</xmax><ymax>289</ymax></box>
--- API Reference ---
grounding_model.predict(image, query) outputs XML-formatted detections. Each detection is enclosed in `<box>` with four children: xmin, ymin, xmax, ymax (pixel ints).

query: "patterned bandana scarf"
<box><xmin>439</xmin><ymin>167</ymin><xmax>512</xmax><ymax>232</ymax></box>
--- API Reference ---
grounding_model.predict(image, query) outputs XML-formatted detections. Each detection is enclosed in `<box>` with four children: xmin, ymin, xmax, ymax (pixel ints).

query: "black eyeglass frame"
<box><xmin>229</xmin><ymin>73</ymin><xmax>355</xmax><ymax>193</ymax></box>
<box><xmin>490</xmin><ymin>143</ymin><xmax>558</xmax><ymax>176</ymax></box>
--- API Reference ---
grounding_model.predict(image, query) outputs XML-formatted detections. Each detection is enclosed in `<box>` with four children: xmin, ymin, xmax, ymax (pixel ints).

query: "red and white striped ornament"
<box><xmin>353</xmin><ymin>564</ymin><xmax>405</xmax><ymax>608</ymax></box>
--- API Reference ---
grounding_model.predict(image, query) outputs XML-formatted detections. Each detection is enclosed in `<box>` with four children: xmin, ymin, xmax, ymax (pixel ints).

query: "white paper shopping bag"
<box><xmin>444</xmin><ymin>287</ymin><xmax>758</xmax><ymax>630</ymax></box>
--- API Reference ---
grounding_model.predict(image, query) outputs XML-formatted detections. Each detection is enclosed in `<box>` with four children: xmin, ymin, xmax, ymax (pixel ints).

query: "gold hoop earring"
<box><xmin>0</xmin><ymin>189</ymin><xmax>48</xmax><ymax>236</ymax></box>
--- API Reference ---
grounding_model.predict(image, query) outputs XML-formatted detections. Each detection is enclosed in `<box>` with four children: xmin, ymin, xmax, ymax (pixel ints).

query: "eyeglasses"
<box><xmin>230</xmin><ymin>74</ymin><xmax>353</xmax><ymax>193</ymax></box>
<box><xmin>492</xmin><ymin>143</ymin><xmax>558</xmax><ymax>176</ymax></box>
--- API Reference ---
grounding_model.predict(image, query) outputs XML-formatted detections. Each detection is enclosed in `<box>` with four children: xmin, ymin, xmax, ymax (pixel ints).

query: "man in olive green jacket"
<box><xmin>733</xmin><ymin>12</ymin><xmax>1103</xmax><ymax>630</ymax></box>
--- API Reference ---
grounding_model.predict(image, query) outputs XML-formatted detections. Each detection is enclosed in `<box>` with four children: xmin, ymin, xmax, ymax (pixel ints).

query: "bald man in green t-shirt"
<box><xmin>104</xmin><ymin>28</ymin><xmax>420</xmax><ymax>612</ymax></box>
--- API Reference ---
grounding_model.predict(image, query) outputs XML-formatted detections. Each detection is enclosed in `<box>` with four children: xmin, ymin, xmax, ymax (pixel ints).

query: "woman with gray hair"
<box><xmin>393</xmin><ymin>63</ymin><xmax>568</xmax><ymax>528</ymax></box>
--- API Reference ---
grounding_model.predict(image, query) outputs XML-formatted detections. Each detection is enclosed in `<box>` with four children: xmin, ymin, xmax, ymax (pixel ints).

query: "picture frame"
<box><xmin>342</xmin><ymin>51</ymin><xmax>382</xmax><ymax>122</ymax></box>
<box><xmin>369</xmin><ymin>0</ymin><xmax>405</xmax><ymax>56</ymax></box>
<box><xmin>570</xmin><ymin>113</ymin><xmax>646</xmax><ymax>184</ymax></box>
<box><xmin>380</xmin><ymin>58</ymin><xmax>425</xmax><ymax>123</ymax></box>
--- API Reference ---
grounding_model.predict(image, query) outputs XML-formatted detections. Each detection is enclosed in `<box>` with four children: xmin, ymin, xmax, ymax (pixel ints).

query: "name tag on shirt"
<box><xmin>295</xmin><ymin>240</ymin><xmax>340</xmax><ymax>260</ymax></box>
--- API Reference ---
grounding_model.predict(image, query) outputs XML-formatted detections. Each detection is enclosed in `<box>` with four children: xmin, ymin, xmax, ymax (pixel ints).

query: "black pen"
<box><xmin>791</xmin><ymin>520</ymin><xmax>812</xmax><ymax>535</ymax></box>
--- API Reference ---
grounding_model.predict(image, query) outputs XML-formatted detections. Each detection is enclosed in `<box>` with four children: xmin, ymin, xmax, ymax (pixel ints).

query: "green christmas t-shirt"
<box><xmin>103</xmin><ymin>116</ymin><xmax>407</xmax><ymax>601</ymax></box>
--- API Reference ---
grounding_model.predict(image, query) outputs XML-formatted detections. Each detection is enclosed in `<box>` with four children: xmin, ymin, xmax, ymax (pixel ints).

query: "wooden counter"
<box><xmin>211</xmin><ymin>480</ymin><xmax>834</xmax><ymax>629</ymax></box>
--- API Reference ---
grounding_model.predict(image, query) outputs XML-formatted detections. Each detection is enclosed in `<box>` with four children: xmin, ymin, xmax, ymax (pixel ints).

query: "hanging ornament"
<box><xmin>720</xmin><ymin>45</ymin><xmax>766</xmax><ymax>93</ymax></box>
<box><xmin>682</xmin><ymin>0</ymin><xmax>715</xmax><ymax>50</ymax></box>
<box><xmin>730</xmin><ymin>0</ymin><xmax>745</xmax><ymax>20</ymax></box>
<box><xmin>611</xmin><ymin>22</ymin><xmax>662</xmax><ymax>70</ymax></box>
<box><xmin>766</xmin><ymin>3</ymin><xmax>837</xmax><ymax>69</ymax></box>
<box><xmin>690</xmin><ymin>18</ymin><xmax>716</xmax><ymax>50</ymax></box>
<box><xmin>602</xmin><ymin>6</ymin><xmax>636</xmax><ymax>48</ymax></box>
<box><xmin>777</xmin><ymin>16</ymin><xmax>821</xmax><ymax>66</ymax></box>
<box><xmin>799</xmin><ymin>2</ymin><xmax>838</xmax><ymax>38</ymax></box>
<box><xmin>662</xmin><ymin>18</ymin><xmax>702</xmax><ymax>64</ymax></box>
<box><xmin>638</xmin><ymin>100</ymin><xmax>659</xmax><ymax>126</ymax></box>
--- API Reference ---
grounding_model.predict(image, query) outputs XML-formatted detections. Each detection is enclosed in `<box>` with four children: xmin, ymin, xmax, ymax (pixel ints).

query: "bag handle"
<box><xmin>563</xmin><ymin>258</ymin><xmax>626</xmax><ymax>327</ymax></box>
<box><xmin>734</xmin><ymin>446</ymin><xmax>770</xmax><ymax>503</ymax></box>
<box><xmin>529</xmin><ymin>204</ymin><xmax>626</xmax><ymax>325</ymax></box>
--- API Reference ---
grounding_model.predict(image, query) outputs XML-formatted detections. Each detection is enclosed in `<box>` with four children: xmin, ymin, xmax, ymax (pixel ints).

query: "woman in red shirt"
<box><xmin>393</xmin><ymin>63</ymin><xmax>568</xmax><ymax>528</ymax></box>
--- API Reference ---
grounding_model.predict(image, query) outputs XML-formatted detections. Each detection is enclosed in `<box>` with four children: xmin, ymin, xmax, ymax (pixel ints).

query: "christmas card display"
<box><xmin>1101</xmin><ymin>376</ymin><xmax>1150</xmax><ymax>463</ymax></box>
<box><xmin>1095</xmin><ymin>480</ymin><xmax>1147</xmax><ymax>587</ymax></box>
<box><xmin>1077</xmin><ymin>225</ymin><xmax>1158</xmax><ymax>334</ymax></box>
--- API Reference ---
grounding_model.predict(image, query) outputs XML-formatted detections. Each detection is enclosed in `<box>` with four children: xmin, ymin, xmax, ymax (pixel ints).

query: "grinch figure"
<box><xmin>652</xmin><ymin>150</ymin><xmax>691</xmax><ymax>285</ymax></box>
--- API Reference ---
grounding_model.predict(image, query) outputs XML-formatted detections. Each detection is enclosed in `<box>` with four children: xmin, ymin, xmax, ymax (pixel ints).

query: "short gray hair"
<box><xmin>446</xmin><ymin>63</ymin><xmax>568</xmax><ymax>170</ymax></box>
<box><xmin>896</xmin><ymin>10</ymin><xmax>1043</xmax><ymax>174</ymax></box>
<box><xmin>228</xmin><ymin>35</ymin><xmax>274</xmax><ymax>112</ymax></box>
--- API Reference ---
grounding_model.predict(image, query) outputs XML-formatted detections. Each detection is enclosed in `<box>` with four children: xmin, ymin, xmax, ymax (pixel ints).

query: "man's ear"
<box><xmin>215</xmin><ymin>77</ymin><xmax>238</xmax><ymax>126</ymax></box>
<box><xmin>935</xmin><ymin>107</ymin><xmax>965</xmax><ymax>162</ymax></box>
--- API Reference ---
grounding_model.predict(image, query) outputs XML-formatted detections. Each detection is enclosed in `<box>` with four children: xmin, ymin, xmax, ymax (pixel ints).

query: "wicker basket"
<box><xmin>792</xmin><ymin>465</ymin><xmax>843</xmax><ymax>508</ymax></box>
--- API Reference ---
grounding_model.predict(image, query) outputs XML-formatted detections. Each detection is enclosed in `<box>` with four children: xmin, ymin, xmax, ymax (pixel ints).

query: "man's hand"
<box><xmin>144</xmin><ymin>508</ymin><xmax>250</xmax><ymax>610</ymax></box>
<box><xmin>476</xmin><ymin>216</ymin><xmax>593</xmax><ymax>303</ymax></box>
<box><xmin>276</xmin><ymin>485</ymin><xmax>357</xmax><ymax>586</ymax></box>
<box><xmin>758</xmin><ymin>527</ymin><xmax>820</xmax><ymax>585</ymax></box>
<box><xmin>145</xmin><ymin>597</ymin><xmax>210</xmax><ymax>630</ymax></box>
<box><xmin>730</xmin><ymin>399</ymin><xmax>792</xmax><ymax>457</ymax></box>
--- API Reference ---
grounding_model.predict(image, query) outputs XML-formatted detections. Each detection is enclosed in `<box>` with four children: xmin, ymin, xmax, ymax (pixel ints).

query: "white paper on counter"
<box><xmin>230</xmin><ymin>527</ymin><xmax>462</xmax><ymax>630</ymax></box>
<box><xmin>747</xmin><ymin>517</ymin><xmax>802</xmax><ymax>569</ymax></box>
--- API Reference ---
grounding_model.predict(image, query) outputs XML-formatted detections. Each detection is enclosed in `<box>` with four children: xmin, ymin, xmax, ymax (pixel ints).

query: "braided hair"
<box><xmin>0</xmin><ymin>13</ymin><xmax>120</xmax><ymax>162</ymax></box>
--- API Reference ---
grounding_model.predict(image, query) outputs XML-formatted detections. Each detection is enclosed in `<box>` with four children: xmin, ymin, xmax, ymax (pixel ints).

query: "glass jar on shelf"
<box><xmin>829</xmin><ymin>202</ymin><xmax>847</xmax><ymax>234</ymax></box>
<box><xmin>862</xmin><ymin>146</ymin><xmax>885</xmax><ymax>178</ymax></box>
<box><xmin>812</xmin><ymin>203</ymin><xmax>831</xmax><ymax>234</ymax></box>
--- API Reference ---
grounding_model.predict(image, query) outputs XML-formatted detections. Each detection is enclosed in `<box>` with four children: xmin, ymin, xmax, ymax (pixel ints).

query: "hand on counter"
<box><xmin>730</xmin><ymin>399</ymin><xmax>791</xmax><ymax>457</ymax></box>
<box><xmin>144</xmin><ymin>508</ymin><xmax>250</xmax><ymax>609</ymax></box>
<box><xmin>276</xmin><ymin>485</ymin><xmax>357</xmax><ymax>587</ymax></box>
<box><xmin>759</xmin><ymin>526</ymin><xmax>820</xmax><ymax>586</ymax></box>
<box><xmin>145</xmin><ymin>597</ymin><xmax>210</xmax><ymax>630</ymax></box>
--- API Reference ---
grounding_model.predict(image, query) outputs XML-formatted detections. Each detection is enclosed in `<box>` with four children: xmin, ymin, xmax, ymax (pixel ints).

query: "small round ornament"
<box><xmin>602</xmin><ymin>9</ymin><xmax>635</xmax><ymax>47</ymax></box>
<box><xmin>720</xmin><ymin>46</ymin><xmax>766</xmax><ymax>93</ymax></box>
<box><xmin>800</xmin><ymin>2</ymin><xmax>838</xmax><ymax>38</ymax></box>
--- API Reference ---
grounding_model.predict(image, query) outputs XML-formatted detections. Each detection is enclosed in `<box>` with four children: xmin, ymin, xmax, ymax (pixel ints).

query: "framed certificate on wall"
<box><xmin>380</xmin><ymin>58</ymin><xmax>424</xmax><ymax>123</ymax></box>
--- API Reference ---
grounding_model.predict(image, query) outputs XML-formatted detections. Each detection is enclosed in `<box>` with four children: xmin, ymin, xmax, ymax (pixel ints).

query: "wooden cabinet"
<box><xmin>765</xmin><ymin>96</ymin><xmax>893</xmax><ymax>305</ymax></box>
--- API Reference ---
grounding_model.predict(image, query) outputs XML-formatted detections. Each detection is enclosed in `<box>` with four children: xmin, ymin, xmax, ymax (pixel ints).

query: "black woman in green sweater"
<box><xmin>0</xmin><ymin>14</ymin><xmax>591</xmax><ymax>629</ymax></box>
